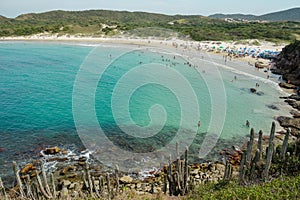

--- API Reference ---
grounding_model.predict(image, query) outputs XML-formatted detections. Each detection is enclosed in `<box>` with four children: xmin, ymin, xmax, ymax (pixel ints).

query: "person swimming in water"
<box><xmin>246</xmin><ymin>120</ymin><xmax>250</xmax><ymax>127</ymax></box>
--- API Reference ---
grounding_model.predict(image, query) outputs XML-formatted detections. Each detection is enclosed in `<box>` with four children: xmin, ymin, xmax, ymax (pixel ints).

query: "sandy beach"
<box><xmin>0</xmin><ymin>34</ymin><xmax>287</xmax><ymax>80</ymax></box>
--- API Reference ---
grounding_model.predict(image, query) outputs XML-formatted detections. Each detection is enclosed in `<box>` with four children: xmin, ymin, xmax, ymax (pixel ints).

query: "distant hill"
<box><xmin>14</xmin><ymin>10</ymin><xmax>182</xmax><ymax>25</ymax></box>
<box><xmin>259</xmin><ymin>8</ymin><xmax>300</xmax><ymax>21</ymax></box>
<box><xmin>208</xmin><ymin>14</ymin><xmax>257</xmax><ymax>21</ymax></box>
<box><xmin>209</xmin><ymin>7</ymin><xmax>300</xmax><ymax>22</ymax></box>
<box><xmin>0</xmin><ymin>9</ymin><xmax>300</xmax><ymax>42</ymax></box>
<box><xmin>0</xmin><ymin>15</ymin><xmax>11</xmax><ymax>22</ymax></box>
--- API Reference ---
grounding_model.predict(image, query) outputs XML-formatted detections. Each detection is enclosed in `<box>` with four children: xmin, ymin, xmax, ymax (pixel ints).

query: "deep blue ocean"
<box><xmin>0</xmin><ymin>41</ymin><xmax>290</xmax><ymax>182</ymax></box>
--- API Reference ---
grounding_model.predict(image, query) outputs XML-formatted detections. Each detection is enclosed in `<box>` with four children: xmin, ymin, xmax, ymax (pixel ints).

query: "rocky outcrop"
<box><xmin>279</xmin><ymin>82</ymin><xmax>297</xmax><ymax>89</ymax></box>
<box><xmin>291</xmin><ymin>110</ymin><xmax>300</xmax><ymax>118</ymax></box>
<box><xmin>277</xmin><ymin>116</ymin><xmax>300</xmax><ymax>136</ymax></box>
<box><xmin>272</xmin><ymin>40</ymin><xmax>300</xmax><ymax>86</ymax></box>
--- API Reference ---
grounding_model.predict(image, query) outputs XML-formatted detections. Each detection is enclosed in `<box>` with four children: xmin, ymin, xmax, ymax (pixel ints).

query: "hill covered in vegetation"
<box><xmin>0</xmin><ymin>9</ymin><xmax>300</xmax><ymax>41</ymax></box>
<box><xmin>209</xmin><ymin>7</ymin><xmax>300</xmax><ymax>22</ymax></box>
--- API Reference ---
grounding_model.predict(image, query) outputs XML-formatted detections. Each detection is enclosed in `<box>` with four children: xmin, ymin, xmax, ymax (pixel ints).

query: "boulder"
<box><xmin>289</xmin><ymin>94</ymin><xmax>300</xmax><ymax>101</ymax></box>
<box><xmin>120</xmin><ymin>176</ymin><xmax>133</xmax><ymax>184</ymax></box>
<box><xmin>20</xmin><ymin>163</ymin><xmax>34</xmax><ymax>174</ymax></box>
<box><xmin>267</xmin><ymin>104</ymin><xmax>280</xmax><ymax>110</ymax></box>
<box><xmin>250</xmin><ymin>88</ymin><xmax>256</xmax><ymax>93</ymax></box>
<box><xmin>44</xmin><ymin>146</ymin><xmax>61</xmax><ymax>154</ymax></box>
<box><xmin>67</xmin><ymin>173</ymin><xmax>77</xmax><ymax>179</ymax></box>
<box><xmin>277</xmin><ymin>116</ymin><xmax>300</xmax><ymax>131</ymax></box>
<box><xmin>279</xmin><ymin>82</ymin><xmax>297</xmax><ymax>89</ymax></box>
<box><xmin>290</xmin><ymin>110</ymin><xmax>300</xmax><ymax>118</ymax></box>
<box><xmin>256</xmin><ymin>91</ymin><xmax>264</xmax><ymax>96</ymax></box>
<box><xmin>60</xmin><ymin>167</ymin><xmax>68</xmax><ymax>175</ymax></box>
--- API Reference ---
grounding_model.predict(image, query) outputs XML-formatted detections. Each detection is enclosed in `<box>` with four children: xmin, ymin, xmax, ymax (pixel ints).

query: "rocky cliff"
<box><xmin>272</xmin><ymin>40</ymin><xmax>300</xmax><ymax>86</ymax></box>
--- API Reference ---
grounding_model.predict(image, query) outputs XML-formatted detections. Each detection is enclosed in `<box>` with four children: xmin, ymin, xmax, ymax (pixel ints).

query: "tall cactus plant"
<box><xmin>257</xmin><ymin>130</ymin><xmax>263</xmax><ymax>161</ymax></box>
<box><xmin>246</xmin><ymin>128</ymin><xmax>255</xmax><ymax>162</ymax></box>
<box><xmin>263</xmin><ymin>122</ymin><xmax>275</xmax><ymax>179</ymax></box>
<box><xmin>281</xmin><ymin>128</ymin><xmax>290</xmax><ymax>159</ymax></box>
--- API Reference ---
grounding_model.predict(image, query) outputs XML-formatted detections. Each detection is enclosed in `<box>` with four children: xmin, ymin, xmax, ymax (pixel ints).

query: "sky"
<box><xmin>1</xmin><ymin>0</ymin><xmax>299</xmax><ymax>18</ymax></box>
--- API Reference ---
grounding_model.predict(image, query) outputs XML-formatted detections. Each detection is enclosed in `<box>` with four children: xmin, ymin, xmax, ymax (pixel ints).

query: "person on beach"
<box><xmin>246</xmin><ymin>120</ymin><xmax>250</xmax><ymax>127</ymax></box>
<box><xmin>198</xmin><ymin>120</ymin><xmax>201</xmax><ymax>128</ymax></box>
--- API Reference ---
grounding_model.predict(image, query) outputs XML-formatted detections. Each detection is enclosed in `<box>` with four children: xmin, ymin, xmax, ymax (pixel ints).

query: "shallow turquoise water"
<box><xmin>0</xmin><ymin>41</ymin><xmax>290</xmax><ymax>179</ymax></box>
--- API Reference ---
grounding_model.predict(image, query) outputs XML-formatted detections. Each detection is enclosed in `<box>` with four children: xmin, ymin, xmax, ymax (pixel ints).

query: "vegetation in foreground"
<box><xmin>188</xmin><ymin>174</ymin><xmax>300</xmax><ymax>200</ymax></box>
<box><xmin>1</xmin><ymin>121</ymin><xmax>299</xmax><ymax>200</ymax></box>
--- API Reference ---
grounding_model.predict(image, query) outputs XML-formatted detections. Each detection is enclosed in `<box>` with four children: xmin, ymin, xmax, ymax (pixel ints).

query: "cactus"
<box><xmin>183</xmin><ymin>146</ymin><xmax>189</xmax><ymax>195</ymax></box>
<box><xmin>166</xmin><ymin>146</ymin><xmax>190</xmax><ymax>196</ymax></box>
<box><xmin>223</xmin><ymin>161</ymin><xmax>229</xmax><ymax>180</ymax></box>
<box><xmin>249</xmin><ymin>149</ymin><xmax>260</xmax><ymax>182</ymax></box>
<box><xmin>269</xmin><ymin>122</ymin><xmax>276</xmax><ymax>147</ymax></box>
<box><xmin>264</xmin><ymin>142</ymin><xmax>274</xmax><ymax>179</ymax></box>
<box><xmin>50</xmin><ymin>173</ymin><xmax>57</xmax><ymax>198</ymax></box>
<box><xmin>281</xmin><ymin>128</ymin><xmax>290</xmax><ymax>159</ymax></box>
<box><xmin>98</xmin><ymin>176</ymin><xmax>104</xmax><ymax>195</ymax></box>
<box><xmin>41</xmin><ymin>164</ymin><xmax>52</xmax><ymax>197</ymax></box>
<box><xmin>263</xmin><ymin>122</ymin><xmax>275</xmax><ymax>180</ymax></box>
<box><xmin>246</xmin><ymin>128</ymin><xmax>255</xmax><ymax>162</ymax></box>
<box><xmin>163</xmin><ymin>173</ymin><xmax>167</xmax><ymax>194</ymax></box>
<box><xmin>223</xmin><ymin>160</ymin><xmax>233</xmax><ymax>180</ymax></box>
<box><xmin>238</xmin><ymin>151</ymin><xmax>246</xmax><ymax>185</ymax></box>
<box><xmin>92</xmin><ymin>176</ymin><xmax>100</xmax><ymax>198</ymax></box>
<box><xmin>115</xmin><ymin>165</ymin><xmax>119</xmax><ymax>196</ymax></box>
<box><xmin>36</xmin><ymin>170</ymin><xmax>52</xmax><ymax>199</ymax></box>
<box><xmin>0</xmin><ymin>177</ymin><xmax>8</xmax><ymax>200</ymax></box>
<box><xmin>13</xmin><ymin>161</ymin><xmax>25</xmax><ymax>198</ymax></box>
<box><xmin>84</xmin><ymin>163</ymin><xmax>94</xmax><ymax>196</ymax></box>
<box><xmin>257</xmin><ymin>130</ymin><xmax>263</xmax><ymax>161</ymax></box>
<box><xmin>24</xmin><ymin>175</ymin><xmax>35</xmax><ymax>200</ymax></box>
<box><xmin>106</xmin><ymin>173</ymin><xmax>111</xmax><ymax>200</ymax></box>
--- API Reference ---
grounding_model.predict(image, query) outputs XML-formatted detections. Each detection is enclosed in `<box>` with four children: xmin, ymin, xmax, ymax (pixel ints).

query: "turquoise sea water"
<box><xmin>0</xmin><ymin>41</ymin><xmax>290</xmax><ymax>181</ymax></box>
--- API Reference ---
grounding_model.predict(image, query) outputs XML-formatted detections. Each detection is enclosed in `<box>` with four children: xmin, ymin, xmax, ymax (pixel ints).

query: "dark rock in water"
<box><xmin>267</xmin><ymin>104</ymin><xmax>280</xmax><ymax>110</ymax></box>
<box><xmin>250</xmin><ymin>88</ymin><xmax>256</xmax><ymax>93</ymax></box>
<box><xmin>285</xmin><ymin>99</ymin><xmax>300</xmax><ymax>111</ymax></box>
<box><xmin>291</xmin><ymin>110</ymin><xmax>300</xmax><ymax>118</ymax></box>
<box><xmin>0</xmin><ymin>147</ymin><xmax>5</xmax><ymax>153</ymax></box>
<box><xmin>44</xmin><ymin>146</ymin><xmax>61</xmax><ymax>154</ymax></box>
<box><xmin>289</xmin><ymin>94</ymin><xmax>300</xmax><ymax>101</ymax></box>
<box><xmin>280</xmin><ymin>96</ymin><xmax>289</xmax><ymax>99</ymax></box>
<box><xmin>277</xmin><ymin>116</ymin><xmax>300</xmax><ymax>136</ymax></box>
<box><xmin>256</xmin><ymin>91</ymin><xmax>264</xmax><ymax>96</ymax></box>
<box><xmin>279</xmin><ymin>82</ymin><xmax>297</xmax><ymax>89</ymax></box>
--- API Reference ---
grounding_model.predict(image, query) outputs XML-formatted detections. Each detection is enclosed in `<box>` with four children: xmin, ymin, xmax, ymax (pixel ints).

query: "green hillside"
<box><xmin>0</xmin><ymin>9</ymin><xmax>300</xmax><ymax>41</ymax></box>
<box><xmin>209</xmin><ymin>7</ymin><xmax>300</xmax><ymax>22</ymax></box>
<box><xmin>260</xmin><ymin>7</ymin><xmax>300</xmax><ymax>22</ymax></box>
